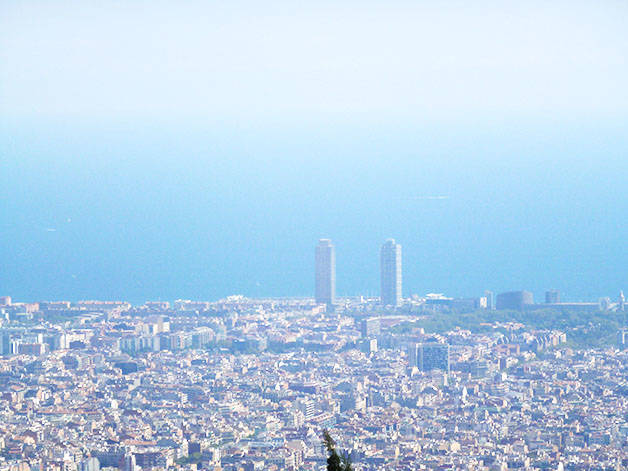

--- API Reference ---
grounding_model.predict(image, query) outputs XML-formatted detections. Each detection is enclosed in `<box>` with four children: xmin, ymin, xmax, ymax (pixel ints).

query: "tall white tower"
<box><xmin>315</xmin><ymin>239</ymin><xmax>335</xmax><ymax>306</ymax></box>
<box><xmin>380</xmin><ymin>239</ymin><xmax>402</xmax><ymax>306</ymax></box>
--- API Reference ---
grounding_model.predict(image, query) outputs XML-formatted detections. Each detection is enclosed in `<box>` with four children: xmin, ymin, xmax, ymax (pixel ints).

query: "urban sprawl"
<box><xmin>1</xmin><ymin>239</ymin><xmax>627</xmax><ymax>471</ymax></box>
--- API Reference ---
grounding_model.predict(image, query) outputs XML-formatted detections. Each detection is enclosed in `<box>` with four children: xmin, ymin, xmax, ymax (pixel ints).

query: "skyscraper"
<box><xmin>360</xmin><ymin>318</ymin><xmax>381</xmax><ymax>338</ymax></box>
<box><xmin>0</xmin><ymin>330</ymin><xmax>11</xmax><ymax>356</ymax></box>
<box><xmin>484</xmin><ymin>290</ymin><xmax>495</xmax><ymax>310</ymax></box>
<box><xmin>408</xmin><ymin>342</ymin><xmax>450</xmax><ymax>373</ymax></box>
<box><xmin>545</xmin><ymin>289</ymin><xmax>560</xmax><ymax>304</ymax></box>
<box><xmin>380</xmin><ymin>239</ymin><xmax>402</xmax><ymax>306</ymax></box>
<box><xmin>496</xmin><ymin>290</ymin><xmax>534</xmax><ymax>310</ymax></box>
<box><xmin>315</xmin><ymin>239</ymin><xmax>335</xmax><ymax>306</ymax></box>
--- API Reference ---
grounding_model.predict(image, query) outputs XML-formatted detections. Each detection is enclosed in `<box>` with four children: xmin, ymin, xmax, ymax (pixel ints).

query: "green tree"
<box><xmin>323</xmin><ymin>430</ymin><xmax>353</xmax><ymax>471</ymax></box>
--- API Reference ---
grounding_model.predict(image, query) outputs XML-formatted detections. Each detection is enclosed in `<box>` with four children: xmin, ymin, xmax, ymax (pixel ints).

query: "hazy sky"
<box><xmin>1</xmin><ymin>1</ymin><xmax>627</xmax><ymax>303</ymax></box>
<box><xmin>2</xmin><ymin>0</ymin><xmax>628</xmax><ymax>120</ymax></box>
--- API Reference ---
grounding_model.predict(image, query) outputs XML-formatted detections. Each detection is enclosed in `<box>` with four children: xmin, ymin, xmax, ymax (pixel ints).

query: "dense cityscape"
<box><xmin>1</xmin><ymin>240</ymin><xmax>627</xmax><ymax>471</ymax></box>
<box><xmin>4</xmin><ymin>0</ymin><xmax>627</xmax><ymax>469</ymax></box>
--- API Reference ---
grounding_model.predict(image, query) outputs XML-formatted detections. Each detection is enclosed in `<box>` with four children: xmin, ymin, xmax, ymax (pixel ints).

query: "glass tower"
<box><xmin>315</xmin><ymin>239</ymin><xmax>335</xmax><ymax>306</ymax></box>
<box><xmin>380</xmin><ymin>238</ymin><xmax>402</xmax><ymax>306</ymax></box>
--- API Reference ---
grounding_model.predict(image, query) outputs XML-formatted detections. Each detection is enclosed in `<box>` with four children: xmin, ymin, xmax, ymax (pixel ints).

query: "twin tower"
<box><xmin>315</xmin><ymin>238</ymin><xmax>402</xmax><ymax>307</ymax></box>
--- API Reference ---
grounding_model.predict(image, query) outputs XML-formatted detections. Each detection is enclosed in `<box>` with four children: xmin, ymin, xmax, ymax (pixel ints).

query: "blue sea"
<box><xmin>1</xmin><ymin>116</ymin><xmax>626</xmax><ymax>304</ymax></box>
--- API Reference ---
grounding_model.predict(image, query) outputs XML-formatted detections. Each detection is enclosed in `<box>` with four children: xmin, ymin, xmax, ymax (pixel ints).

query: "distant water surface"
<box><xmin>1</xmin><ymin>117</ymin><xmax>626</xmax><ymax>304</ymax></box>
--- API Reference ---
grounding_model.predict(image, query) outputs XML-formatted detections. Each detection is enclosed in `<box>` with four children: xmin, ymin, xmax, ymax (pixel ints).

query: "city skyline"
<box><xmin>2</xmin><ymin>2</ymin><xmax>628</xmax><ymax>305</ymax></box>
<box><xmin>2</xmin><ymin>291</ymin><xmax>627</xmax><ymax>470</ymax></box>
<box><xmin>2</xmin><ymin>232</ymin><xmax>626</xmax><ymax>305</ymax></box>
<box><xmin>2</xmin><ymin>1</ymin><xmax>628</xmax><ymax>469</ymax></box>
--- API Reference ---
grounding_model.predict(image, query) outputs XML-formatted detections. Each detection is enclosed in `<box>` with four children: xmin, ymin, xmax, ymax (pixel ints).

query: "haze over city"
<box><xmin>2</xmin><ymin>1</ymin><xmax>628</xmax><ymax>303</ymax></box>
<box><xmin>3</xmin><ymin>2</ymin><xmax>628</xmax><ymax>471</ymax></box>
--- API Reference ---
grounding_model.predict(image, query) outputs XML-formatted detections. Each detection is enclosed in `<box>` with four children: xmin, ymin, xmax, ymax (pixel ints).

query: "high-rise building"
<box><xmin>361</xmin><ymin>318</ymin><xmax>381</xmax><ymax>338</ymax></box>
<box><xmin>484</xmin><ymin>290</ymin><xmax>495</xmax><ymax>310</ymax></box>
<box><xmin>496</xmin><ymin>290</ymin><xmax>534</xmax><ymax>310</ymax></box>
<box><xmin>315</xmin><ymin>239</ymin><xmax>335</xmax><ymax>306</ymax></box>
<box><xmin>0</xmin><ymin>330</ymin><xmax>11</xmax><ymax>356</ymax></box>
<box><xmin>545</xmin><ymin>289</ymin><xmax>560</xmax><ymax>304</ymax></box>
<box><xmin>409</xmin><ymin>342</ymin><xmax>450</xmax><ymax>373</ymax></box>
<box><xmin>380</xmin><ymin>239</ymin><xmax>402</xmax><ymax>306</ymax></box>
